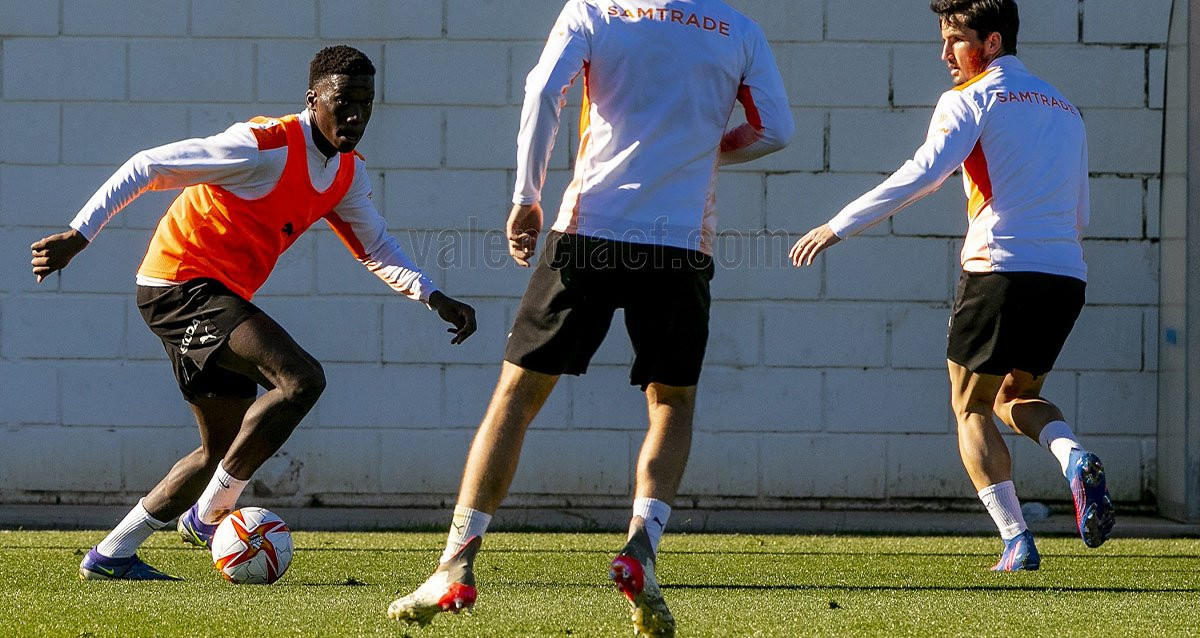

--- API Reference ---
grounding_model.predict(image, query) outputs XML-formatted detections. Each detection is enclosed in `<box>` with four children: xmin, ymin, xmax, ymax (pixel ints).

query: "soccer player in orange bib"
<box><xmin>31</xmin><ymin>46</ymin><xmax>477</xmax><ymax>581</ymax></box>
<box><xmin>790</xmin><ymin>0</ymin><xmax>1114</xmax><ymax>571</ymax></box>
<box><xmin>388</xmin><ymin>1</ymin><xmax>792</xmax><ymax>635</ymax></box>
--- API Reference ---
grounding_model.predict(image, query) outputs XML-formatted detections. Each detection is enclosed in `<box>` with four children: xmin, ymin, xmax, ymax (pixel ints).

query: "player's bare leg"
<box><xmin>209</xmin><ymin>313</ymin><xmax>326</xmax><ymax>478</ymax></box>
<box><xmin>180</xmin><ymin>314</ymin><xmax>325</xmax><ymax>548</ymax></box>
<box><xmin>994</xmin><ymin>369</ymin><xmax>1114</xmax><ymax>547</ymax></box>
<box><xmin>172</xmin><ymin>398</ymin><xmax>253</xmax><ymax>547</ymax></box>
<box><xmin>455</xmin><ymin>362</ymin><xmax>559</xmax><ymax>513</ymax></box>
<box><xmin>635</xmin><ymin>383</ymin><xmax>695</xmax><ymax>502</ymax></box>
<box><xmin>992</xmin><ymin>370</ymin><xmax>1059</xmax><ymax>440</ymax></box>
<box><xmin>388</xmin><ymin>362</ymin><xmax>558</xmax><ymax>625</ymax></box>
<box><xmin>949</xmin><ymin>362</ymin><xmax>1040</xmax><ymax>570</ymax></box>
<box><xmin>948</xmin><ymin>364</ymin><xmax>1010</xmax><ymax>490</ymax></box>
<box><xmin>144</xmin><ymin>398</ymin><xmax>249</xmax><ymax>519</ymax></box>
<box><xmin>81</xmin><ymin>397</ymin><xmax>248</xmax><ymax>580</ymax></box>
<box><xmin>610</xmin><ymin>382</ymin><xmax>694</xmax><ymax>638</ymax></box>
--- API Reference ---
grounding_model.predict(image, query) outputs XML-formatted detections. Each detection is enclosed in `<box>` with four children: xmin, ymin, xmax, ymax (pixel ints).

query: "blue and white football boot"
<box><xmin>177</xmin><ymin>503</ymin><xmax>217</xmax><ymax>549</ymax></box>
<box><xmin>1067</xmin><ymin>450</ymin><xmax>1115</xmax><ymax>548</ymax></box>
<box><xmin>991</xmin><ymin>529</ymin><xmax>1040</xmax><ymax>572</ymax></box>
<box><xmin>79</xmin><ymin>548</ymin><xmax>181</xmax><ymax>581</ymax></box>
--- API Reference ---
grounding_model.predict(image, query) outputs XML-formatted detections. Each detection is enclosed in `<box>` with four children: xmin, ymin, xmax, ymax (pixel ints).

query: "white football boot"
<box><xmin>609</xmin><ymin>520</ymin><xmax>676</xmax><ymax>638</ymax></box>
<box><xmin>387</xmin><ymin>536</ymin><xmax>480</xmax><ymax>626</ymax></box>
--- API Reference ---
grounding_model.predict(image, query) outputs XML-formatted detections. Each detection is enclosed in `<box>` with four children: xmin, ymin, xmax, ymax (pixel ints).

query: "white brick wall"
<box><xmin>0</xmin><ymin>0</ymin><xmax>1164</xmax><ymax>509</ymax></box>
<box><xmin>0</xmin><ymin>0</ymin><xmax>60</xmax><ymax>36</ymax></box>
<box><xmin>64</xmin><ymin>1</ymin><xmax>190</xmax><ymax>37</ymax></box>
<box><xmin>4</xmin><ymin>39</ymin><xmax>127</xmax><ymax>100</ymax></box>
<box><xmin>1082</xmin><ymin>0</ymin><xmax>1172</xmax><ymax>44</ymax></box>
<box><xmin>0</xmin><ymin>102</ymin><xmax>60</xmax><ymax>165</ymax></box>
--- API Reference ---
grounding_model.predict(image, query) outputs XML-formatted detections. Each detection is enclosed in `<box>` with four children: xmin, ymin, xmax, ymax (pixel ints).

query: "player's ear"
<box><xmin>305</xmin><ymin>88</ymin><xmax>318</xmax><ymax>111</ymax></box>
<box><xmin>986</xmin><ymin>31</ymin><xmax>1004</xmax><ymax>56</ymax></box>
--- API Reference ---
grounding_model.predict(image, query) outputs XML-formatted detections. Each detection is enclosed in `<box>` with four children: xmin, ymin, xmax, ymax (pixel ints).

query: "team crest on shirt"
<box><xmin>281</xmin><ymin>222</ymin><xmax>295</xmax><ymax>237</ymax></box>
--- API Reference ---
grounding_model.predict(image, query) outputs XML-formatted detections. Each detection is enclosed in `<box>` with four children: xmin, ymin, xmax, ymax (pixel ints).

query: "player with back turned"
<box><xmin>388</xmin><ymin>1</ymin><xmax>793</xmax><ymax>635</ymax></box>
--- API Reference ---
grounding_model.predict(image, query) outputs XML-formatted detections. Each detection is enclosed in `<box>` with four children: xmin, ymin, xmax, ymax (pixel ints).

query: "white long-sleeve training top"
<box><xmin>69</xmin><ymin>109</ymin><xmax>438</xmax><ymax>301</ymax></box>
<box><xmin>827</xmin><ymin>55</ymin><xmax>1089</xmax><ymax>281</ymax></box>
<box><xmin>513</xmin><ymin>0</ymin><xmax>795</xmax><ymax>255</ymax></box>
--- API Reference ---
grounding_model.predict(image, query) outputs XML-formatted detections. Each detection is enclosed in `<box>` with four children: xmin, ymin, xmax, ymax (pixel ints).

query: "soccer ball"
<box><xmin>211</xmin><ymin>507</ymin><xmax>293</xmax><ymax>584</ymax></box>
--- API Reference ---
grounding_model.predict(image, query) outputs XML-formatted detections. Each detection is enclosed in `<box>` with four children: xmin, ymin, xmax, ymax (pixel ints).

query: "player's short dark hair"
<box><xmin>930</xmin><ymin>0</ymin><xmax>1019</xmax><ymax>55</ymax></box>
<box><xmin>308</xmin><ymin>45</ymin><xmax>375</xmax><ymax>89</ymax></box>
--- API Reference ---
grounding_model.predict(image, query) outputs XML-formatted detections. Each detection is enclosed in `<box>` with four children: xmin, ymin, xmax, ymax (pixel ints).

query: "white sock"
<box><xmin>440</xmin><ymin>505</ymin><xmax>491</xmax><ymax>564</ymax></box>
<box><xmin>633</xmin><ymin>497</ymin><xmax>671</xmax><ymax>555</ymax></box>
<box><xmin>1038</xmin><ymin>420</ymin><xmax>1084</xmax><ymax>477</ymax></box>
<box><xmin>196</xmin><ymin>463</ymin><xmax>249</xmax><ymax>525</ymax></box>
<box><xmin>978</xmin><ymin>481</ymin><xmax>1027</xmax><ymax>541</ymax></box>
<box><xmin>95</xmin><ymin>499</ymin><xmax>167</xmax><ymax>559</ymax></box>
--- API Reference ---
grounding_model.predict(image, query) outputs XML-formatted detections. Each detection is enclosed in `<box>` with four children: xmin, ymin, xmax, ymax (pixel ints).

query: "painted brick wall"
<box><xmin>0</xmin><ymin>0</ymin><xmax>1167</xmax><ymax>509</ymax></box>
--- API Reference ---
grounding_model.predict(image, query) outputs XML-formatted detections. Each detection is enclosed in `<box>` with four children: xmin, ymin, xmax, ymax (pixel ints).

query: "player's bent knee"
<box><xmin>195</xmin><ymin>447</ymin><xmax>221</xmax><ymax>467</ymax></box>
<box><xmin>278</xmin><ymin>362</ymin><xmax>326</xmax><ymax>406</ymax></box>
<box><xmin>951</xmin><ymin>394</ymin><xmax>995</xmax><ymax>422</ymax></box>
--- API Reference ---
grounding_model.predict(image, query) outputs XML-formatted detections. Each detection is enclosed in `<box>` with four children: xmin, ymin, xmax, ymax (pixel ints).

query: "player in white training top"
<box><xmin>389</xmin><ymin>2</ymin><xmax>792</xmax><ymax>635</ymax></box>
<box><xmin>789</xmin><ymin>0</ymin><xmax>1113</xmax><ymax>571</ymax></box>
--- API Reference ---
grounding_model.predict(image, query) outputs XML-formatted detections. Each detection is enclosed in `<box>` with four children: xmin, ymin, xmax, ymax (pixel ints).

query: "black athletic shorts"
<box><xmin>505</xmin><ymin>231</ymin><xmax>715</xmax><ymax>389</ymax></box>
<box><xmin>136</xmin><ymin>278</ymin><xmax>262</xmax><ymax>401</ymax></box>
<box><xmin>947</xmin><ymin>270</ymin><xmax>1086</xmax><ymax>377</ymax></box>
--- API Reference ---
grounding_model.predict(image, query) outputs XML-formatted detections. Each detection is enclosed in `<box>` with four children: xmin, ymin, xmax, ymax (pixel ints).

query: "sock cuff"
<box><xmin>633</xmin><ymin>497</ymin><xmax>671</xmax><ymax>518</ymax></box>
<box><xmin>977</xmin><ymin>481</ymin><xmax>1027</xmax><ymax>541</ymax></box>
<box><xmin>216</xmin><ymin>462</ymin><xmax>250</xmax><ymax>486</ymax></box>
<box><xmin>1038</xmin><ymin>420</ymin><xmax>1078</xmax><ymax>449</ymax></box>
<box><xmin>452</xmin><ymin>504</ymin><xmax>492</xmax><ymax>523</ymax></box>
<box><xmin>977</xmin><ymin>480</ymin><xmax>1015</xmax><ymax>500</ymax></box>
<box><xmin>135</xmin><ymin>498</ymin><xmax>168</xmax><ymax>530</ymax></box>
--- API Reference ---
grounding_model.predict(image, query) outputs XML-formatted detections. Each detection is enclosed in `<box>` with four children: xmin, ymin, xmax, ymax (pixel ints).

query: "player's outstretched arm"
<box><xmin>506</xmin><ymin>203</ymin><xmax>543</xmax><ymax>267</ymax></box>
<box><xmin>30</xmin><ymin>228</ymin><xmax>89</xmax><ymax>282</ymax></box>
<box><xmin>427</xmin><ymin>291</ymin><xmax>477</xmax><ymax>345</ymax></box>
<box><xmin>789</xmin><ymin>223</ymin><xmax>841</xmax><ymax>268</ymax></box>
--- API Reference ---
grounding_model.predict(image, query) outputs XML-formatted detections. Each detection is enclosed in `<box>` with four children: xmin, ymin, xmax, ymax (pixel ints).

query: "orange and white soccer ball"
<box><xmin>211</xmin><ymin>507</ymin><xmax>293</xmax><ymax>584</ymax></box>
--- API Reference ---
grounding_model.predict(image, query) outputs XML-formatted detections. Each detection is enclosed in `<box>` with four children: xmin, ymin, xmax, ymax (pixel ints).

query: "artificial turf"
<box><xmin>1</xmin><ymin>530</ymin><xmax>1197</xmax><ymax>637</ymax></box>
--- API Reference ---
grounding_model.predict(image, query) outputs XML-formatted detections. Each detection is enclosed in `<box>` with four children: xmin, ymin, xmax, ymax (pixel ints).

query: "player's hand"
<box><xmin>428</xmin><ymin>291</ymin><xmax>477</xmax><ymax>345</ymax></box>
<box><xmin>790</xmin><ymin>224</ymin><xmax>842</xmax><ymax>267</ymax></box>
<box><xmin>31</xmin><ymin>229</ymin><xmax>89</xmax><ymax>283</ymax></box>
<box><xmin>506</xmin><ymin>203</ymin><xmax>543</xmax><ymax>267</ymax></box>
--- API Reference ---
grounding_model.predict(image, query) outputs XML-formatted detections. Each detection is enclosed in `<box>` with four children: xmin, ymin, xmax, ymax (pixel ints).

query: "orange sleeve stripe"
<box><xmin>963</xmin><ymin>140</ymin><xmax>993</xmax><ymax>219</ymax></box>
<box><xmin>737</xmin><ymin>83</ymin><xmax>763</xmax><ymax>129</ymax></box>
<box><xmin>578</xmin><ymin>62</ymin><xmax>591</xmax><ymax>140</ymax></box>
<box><xmin>324</xmin><ymin>211</ymin><xmax>368</xmax><ymax>259</ymax></box>
<box><xmin>248</xmin><ymin>117</ymin><xmax>288</xmax><ymax>151</ymax></box>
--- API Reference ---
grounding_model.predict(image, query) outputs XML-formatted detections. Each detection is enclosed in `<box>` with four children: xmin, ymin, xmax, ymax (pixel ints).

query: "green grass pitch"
<box><xmin>2</xmin><ymin>530</ymin><xmax>1198</xmax><ymax>637</ymax></box>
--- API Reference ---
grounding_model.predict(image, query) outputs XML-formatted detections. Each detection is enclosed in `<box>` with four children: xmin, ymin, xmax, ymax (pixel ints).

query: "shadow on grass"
<box><xmin>290</xmin><ymin>578</ymin><xmax>372</xmax><ymax>587</ymax></box>
<box><xmin>669</xmin><ymin>582</ymin><xmax>1200</xmax><ymax>594</ymax></box>
<box><xmin>8</xmin><ymin>546</ymin><xmax>1200</xmax><ymax>561</ymax></box>
<box><xmin>468</xmin><ymin>579</ymin><xmax>1200</xmax><ymax>595</ymax></box>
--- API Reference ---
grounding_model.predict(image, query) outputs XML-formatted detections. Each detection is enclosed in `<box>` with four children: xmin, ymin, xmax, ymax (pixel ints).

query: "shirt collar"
<box><xmin>297</xmin><ymin>108</ymin><xmax>332</xmax><ymax>159</ymax></box>
<box><xmin>988</xmin><ymin>54</ymin><xmax>1025</xmax><ymax>73</ymax></box>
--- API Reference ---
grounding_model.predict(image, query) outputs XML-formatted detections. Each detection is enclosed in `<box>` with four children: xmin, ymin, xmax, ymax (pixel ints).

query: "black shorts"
<box><xmin>947</xmin><ymin>271</ymin><xmax>1085</xmax><ymax>377</ymax></box>
<box><xmin>505</xmin><ymin>231</ymin><xmax>714</xmax><ymax>389</ymax></box>
<box><xmin>136</xmin><ymin>279</ymin><xmax>262</xmax><ymax>401</ymax></box>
